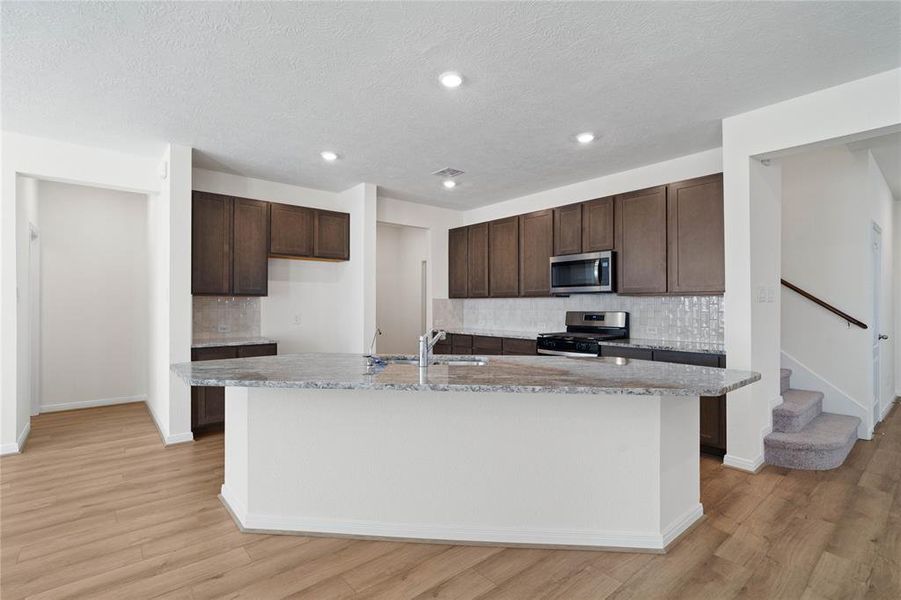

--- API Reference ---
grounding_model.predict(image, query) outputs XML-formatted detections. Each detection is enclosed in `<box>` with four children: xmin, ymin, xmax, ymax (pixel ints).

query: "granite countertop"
<box><xmin>597</xmin><ymin>338</ymin><xmax>726</xmax><ymax>355</ymax></box>
<box><xmin>191</xmin><ymin>336</ymin><xmax>279</xmax><ymax>349</ymax></box>
<box><xmin>171</xmin><ymin>353</ymin><xmax>758</xmax><ymax>397</ymax></box>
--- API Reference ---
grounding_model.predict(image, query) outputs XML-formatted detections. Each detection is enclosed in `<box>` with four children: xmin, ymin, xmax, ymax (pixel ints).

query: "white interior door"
<box><xmin>872</xmin><ymin>222</ymin><xmax>882</xmax><ymax>424</ymax></box>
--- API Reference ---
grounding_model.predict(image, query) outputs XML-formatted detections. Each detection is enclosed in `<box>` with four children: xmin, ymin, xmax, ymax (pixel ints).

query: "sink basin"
<box><xmin>372</xmin><ymin>357</ymin><xmax>488</xmax><ymax>367</ymax></box>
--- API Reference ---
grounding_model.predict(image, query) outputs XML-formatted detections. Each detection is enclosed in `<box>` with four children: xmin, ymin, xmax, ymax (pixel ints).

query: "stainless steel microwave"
<box><xmin>549</xmin><ymin>251</ymin><xmax>615</xmax><ymax>294</ymax></box>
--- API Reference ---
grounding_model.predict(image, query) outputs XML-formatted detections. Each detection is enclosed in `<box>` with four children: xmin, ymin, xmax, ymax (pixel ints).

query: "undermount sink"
<box><xmin>372</xmin><ymin>357</ymin><xmax>488</xmax><ymax>367</ymax></box>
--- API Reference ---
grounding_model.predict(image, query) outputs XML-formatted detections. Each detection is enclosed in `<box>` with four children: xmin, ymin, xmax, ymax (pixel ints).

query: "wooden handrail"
<box><xmin>780</xmin><ymin>279</ymin><xmax>868</xmax><ymax>329</ymax></box>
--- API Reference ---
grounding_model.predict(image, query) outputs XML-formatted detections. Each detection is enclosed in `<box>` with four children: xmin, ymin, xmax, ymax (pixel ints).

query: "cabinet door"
<box><xmin>448</xmin><ymin>226</ymin><xmax>469</xmax><ymax>298</ymax></box>
<box><xmin>489</xmin><ymin>216</ymin><xmax>519</xmax><ymax>297</ymax></box>
<box><xmin>237</xmin><ymin>343</ymin><xmax>278</xmax><ymax>358</ymax></box>
<box><xmin>451</xmin><ymin>334</ymin><xmax>473</xmax><ymax>355</ymax></box>
<box><xmin>519</xmin><ymin>210</ymin><xmax>553</xmax><ymax>297</ymax></box>
<box><xmin>472</xmin><ymin>336</ymin><xmax>503</xmax><ymax>355</ymax></box>
<box><xmin>193</xmin><ymin>387</ymin><xmax>226</xmax><ymax>428</ymax></box>
<box><xmin>467</xmin><ymin>223</ymin><xmax>489</xmax><ymax>298</ymax></box>
<box><xmin>502</xmin><ymin>338</ymin><xmax>537</xmax><ymax>355</ymax></box>
<box><xmin>191</xmin><ymin>345</ymin><xmax>239</xmax><ymax>362</ymax></box>
<box><xmin>553</xmin><ymin>203</ymin><xmax>582</xmax><ymax>256</ymax></box>
<box><xmin>190</xmin><ymin>345</ymin><xmax>238</xmax><ymax>431</ymax></box>
<box><xmin>667</xmin><ymin>174</ymin><xmax>725</xmax><ymax>293</ymax></box>
<box><xmin>600</xmin><ymin>346</ymin><xmax>654</xmax><ymax>361</ymax></box>
<box><xmin>582</xmin><ymin>197</ymin><xmax>614</xmax><ymax>251</ymax></box>
<box><xmin>232</xmin><ymin>198</ymin><xmax>270</xmax><ymax>296</ymax></box>
<box><xmin>270</xmin><ymin>203</ymin><xmax>314</xmax><ymax>257</ymax></box>
<box><xmin>700</xmin><ymin>395</ymin><xmax>727</xmax><ymax>455</ymax></box>
<box><xmin>314</xmin><ymin>210</ymin><xmax>350</xmax><ymax>260</ymax></box>
<box><xmin>652</xmin><ymin>350</ymin><xmax>720</xmax><ymax>367</ymax></box>
<box><xmin>615</xmin><ymin>186</ymin><xmax>667</xmax><ymax>294</ymax></box>
<box><xmin>192</xmin><ymin>192</ymin><xmax>233</xmax><ymax>295</ymax></box>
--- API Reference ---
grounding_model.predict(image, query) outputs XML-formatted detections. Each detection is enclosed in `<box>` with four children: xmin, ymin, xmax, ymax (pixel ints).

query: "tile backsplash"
<box><xmin>434</xmin><ymin>295</ymin><xmax>724</xmax><ymax>343</ymax></box>
<box><xmin>193</xmin><ymin>297</ymin><xmax>261</xmax><ymax>338</ymax></box>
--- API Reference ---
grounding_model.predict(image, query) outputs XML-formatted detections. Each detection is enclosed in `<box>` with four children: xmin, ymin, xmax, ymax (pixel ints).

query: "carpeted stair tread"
<box><xmin>773</xmin><ymin>389</ymin><xmax>823</xmax><ymax>433</ymax></box>
<box><xmin>780</xmin><ymin>368</ymin><xmax>792</xmax><ymax>394</ymax></box>
<box><xmin>765</xmin><ymin>412</ymin><xmax>859</xmax><ymax>451</ymax></box>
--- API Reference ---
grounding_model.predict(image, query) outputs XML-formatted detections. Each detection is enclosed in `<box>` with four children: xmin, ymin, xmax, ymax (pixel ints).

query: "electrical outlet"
<box><xmin>293</xmin><ymin>314</ymin><xmax>302</xmax><ymax>327</ymax></box>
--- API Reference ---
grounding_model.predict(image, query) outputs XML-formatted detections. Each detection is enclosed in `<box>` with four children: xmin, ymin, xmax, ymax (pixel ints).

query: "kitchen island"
<box><xmin>172</xmin><ymin>353</ymin><xmax>759</xmax><ymax>552</ymax></box>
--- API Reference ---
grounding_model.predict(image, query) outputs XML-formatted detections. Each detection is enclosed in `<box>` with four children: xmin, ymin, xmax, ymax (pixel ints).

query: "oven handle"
<box><xmin>537</xmin><ymin>348</ymin><xmax>598</xmax><ymax>357</ymax></box>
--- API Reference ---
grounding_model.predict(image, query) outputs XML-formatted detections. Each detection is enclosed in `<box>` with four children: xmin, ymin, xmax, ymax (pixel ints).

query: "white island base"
<box><xmin>220</xmin><ymin>386</ymin><xmax>703</xmax><ymax>552</ymax></box>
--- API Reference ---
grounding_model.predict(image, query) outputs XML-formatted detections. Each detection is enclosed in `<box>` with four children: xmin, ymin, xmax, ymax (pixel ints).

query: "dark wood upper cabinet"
<box><xmin>232</xmin><ymin>198</ymin><xmax>270</xmax><ymax>296</ymax></box>
<box><xmin>582</xmin><ymin>197</ymin><xmax>614</xmax><ymax>252</ymax></box>
<box><xmin>448</xmin><ymin>226</ymin><xmax>469</xmax><ymax>298</ymax></box>
<box><xmin>468</xmin><ymin>223</ymin><xmax>489</xmax><ymax>298</ymax></box>
<box><xmin>667</xmin><ymin>174</ymin><xmax>725</xmax><ymax>294</ymax></box>
<box><xmin>489</xmin><ymin>216</ymin><xmax>520</xmax><ymax>297</ymax></box>
<box><xmin>519</xmin><ymin>209</ymin><xmax>553</xmax><ymax>297</ymax></box>
<box><xmin>553</xmin><ymin>203</ymin><xmax>583</xmax><ymax>256</ymax></box>
<box><xmin>616</xmin><ymin>186</ymin><xmax>668</xmax><ymax>294</ymax></box>
<box><xmin>314</xmin><ymin>210</ymin><xmax>350</xmax><ymax>260</ymax></box>
<box><xmin>192</xmin><ymin>192</ymin><xmax>233</xmax><ymax>295</ymax></box>
<box><xmin>269</xmin><ymin>203</ymin><xmax>314</xmax><ymax>258</ymax></box>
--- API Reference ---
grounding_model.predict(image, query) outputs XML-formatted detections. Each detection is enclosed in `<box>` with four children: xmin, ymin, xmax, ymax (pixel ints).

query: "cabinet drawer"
<box><xmin>600</xmin><ymin>346</ymin><xmax>653</xmax><ymax>361</ymax></box>
<box><xmin>652</xmin><ymin>350</ymin><xmax>720</xmax><ymax>368</ymax></box>
<box><xmin>451</xmin><ymin>335</ymin><xmax>473</xmax><ymax>352</ymax></box>
<box><xmin>191</xmin><ymin>346</ymin><xmax>239</xmax><ymax>361</ymax></box>
<box><xmin>237</xmin><ymin>343</ymin><xmax>278</xmax><ymax>358</ymax></box>
<box><xmin>502</xmin><ymin>338</ymin><xmax>537</xmax><ymax>355</ymax></box>
<box><xmin>472</xmin><ymin>336</ymin><xmax>503</xmax><ymax>355</ymax></box>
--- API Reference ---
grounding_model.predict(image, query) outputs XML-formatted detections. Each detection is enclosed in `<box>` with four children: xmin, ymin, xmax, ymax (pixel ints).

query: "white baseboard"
<box><xmin>0</xmin><ymin>422</ymin><xmax>32</xmax><ymax>456</ymax></box>
<box><xmin>41</xmin><ymin>394</ymin><xmax>147</xmax><ymax>413</ymax></box>
<box><xmin>880</xmin><ymin>399</ymin><xmax>896</xmax><ymax>421</ymax></box>
<box><xmin>723</xmin><ymin>452</ymin><xmax>765</xmax><ymax>473</ymax></box>
<box><xmin>165</xmin><ymin>431</ymin><xmax>194</xmax><ymax>445</ymax></box>
<box><xmin>219</xmin><ymin>484</ymin><xmax>700</xmax><ymax>552</ymax></box>
<box><xmin>145</xmin><ymin>399</ymin><xmax>194</xmax><ymax>446</ymax></box>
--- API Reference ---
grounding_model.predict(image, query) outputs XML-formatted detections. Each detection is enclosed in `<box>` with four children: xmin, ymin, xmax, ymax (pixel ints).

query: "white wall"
<box><xmin>38</xmin><ymin>180</ymin><xmax>149</xmax><ymax>411</ymax></box>
<box><xmin>376</xmin><ymin>223</ymin><xmax>429</xmax><ymax>353</ymax></box>
<box><xmin>376</xmin><ymin>196</ymin><xmax>462</xmax><ymax>329</ymax></box>
<box><xmin>1</xmin><ymin>132</ymin><xmax>165</xmax><ymax>454</ymax></box>
<box><xmin>722</xmin><ymin>67</ymin><xmax>901</xmax><ymax>471</ymax></box>
<box><xmin>191</xmin><ymin>170</ymin><xmax>377</xmax><ymax>354</ymax></box>
<box><xmin>781</xmin><ymin>145</ymin><xmax>895</xmax><ymax>434</ymax></box>
<box><xmin>15</xmin><ymin>176</ymin><xmax>39</xmax><ymax>426</ymax></box>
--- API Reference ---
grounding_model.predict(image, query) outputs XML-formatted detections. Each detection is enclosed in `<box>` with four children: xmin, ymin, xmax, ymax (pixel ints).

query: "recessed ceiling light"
<box><xmin>443</xmin><ymin>180</ymin><xmax>457</xmax><ymax>189</ymax></box>
<box><xmin>320</xmin><ymin>151</ymin><xmax>338</xmax><ymax>161</ymax></box>
<box><xmin>439</xmin><ymin>71</ymin><xmax>463</xmax><ymax>88</ymax></box>
<box><xmin>576</xmin><ymin>132</ymin><xmax>595</xmax><ymax>144</ymax></box>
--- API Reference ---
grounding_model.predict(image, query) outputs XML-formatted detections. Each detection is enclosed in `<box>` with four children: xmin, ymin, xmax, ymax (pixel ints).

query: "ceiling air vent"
<box><xmin>432</xmin><ymin>167</ymin><xmax>464</xmax><ymax>178</ymax></box>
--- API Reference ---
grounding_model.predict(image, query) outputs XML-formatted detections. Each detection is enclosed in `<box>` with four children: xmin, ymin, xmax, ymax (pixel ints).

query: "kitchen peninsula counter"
<box><xmin>171</xmin><ymin>353</ymin><xmax>759</xmax><ymax>552</ymax></box>
<box><xmin>172</xmin><ymin>353</ymin><xmax>755</xmax><ymax>397</ymax></box>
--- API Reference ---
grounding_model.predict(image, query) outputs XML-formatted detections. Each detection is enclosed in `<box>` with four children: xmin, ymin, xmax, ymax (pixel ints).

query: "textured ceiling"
<box><xmin>3</xmin><ymin>2</ymin><xmax>900</xmax><ymax>209</ymax></box>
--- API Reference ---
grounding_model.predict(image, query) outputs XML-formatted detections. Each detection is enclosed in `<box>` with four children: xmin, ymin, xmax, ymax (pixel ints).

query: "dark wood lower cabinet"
<box><xmin>472</xmin><ymin>336</ymin><xmax>503</xmax><ymax>355</ymax></box>
<box><xmin>190</xmin><ymin>343</ymin><xmax>277</xmax><ymax>432</ymax></box>
<box><xmin>433</xmin><ymin>333</ymin><xmax>537</xmax><ymax>356</ymax></box>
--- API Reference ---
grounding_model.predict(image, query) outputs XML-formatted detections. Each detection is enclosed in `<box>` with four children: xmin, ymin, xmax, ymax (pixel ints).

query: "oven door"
<box><xmin>549</xmin><ymin>251</ymin><xmax>613</xmax><ymax>294</ymax></box>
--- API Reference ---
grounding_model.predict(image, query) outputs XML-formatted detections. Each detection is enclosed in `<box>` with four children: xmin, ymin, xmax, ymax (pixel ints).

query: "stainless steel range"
<box><xmin>537</xmin><ymin>311</ymin><xmax>629</xmax><ymax>357</ymax></box>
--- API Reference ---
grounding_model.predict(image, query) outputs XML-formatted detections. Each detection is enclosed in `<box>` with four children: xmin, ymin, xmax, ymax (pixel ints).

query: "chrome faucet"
<box><xmin>418</xmin><ymin>330</ymin><xmax>446</xmax><ymax>367</ymax></box>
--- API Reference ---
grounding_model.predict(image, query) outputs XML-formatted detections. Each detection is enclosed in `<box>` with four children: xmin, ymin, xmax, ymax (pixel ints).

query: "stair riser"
<box><xmin>780</xmin><ymin>374</ymin><xmax>791</xmax><ymax>395</ymax></box>
<box><xmin>764</xmin><ymin>438</ymin><xmax>855</xmax><ymax>470</ymax></box>
<box><xmin>773</xmin><ymin>398</ymin><xmax>822</xmax><ymax>433</ymax></box>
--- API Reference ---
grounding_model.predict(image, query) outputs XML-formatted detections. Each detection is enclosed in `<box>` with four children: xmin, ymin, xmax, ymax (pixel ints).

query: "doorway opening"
<box><xmin>17</xmin><ymin>178</ymin><xmax>152</xmax><ymax>419</ymax></box>
<box><xmin>375</xmin><ymin>222</ymin><xmax>429</xmax><ymax>354</ymax></box>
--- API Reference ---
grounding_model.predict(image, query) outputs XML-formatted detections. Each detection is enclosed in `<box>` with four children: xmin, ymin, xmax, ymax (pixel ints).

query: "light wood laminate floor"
<box><xmin>1</xmin><ymin>401</ymin><xmax>899</xmax><ymax>599</ymax></box>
